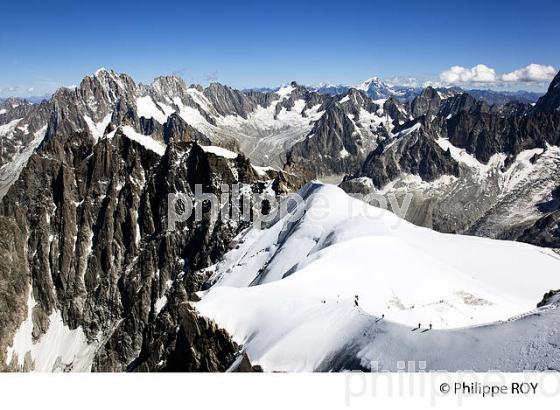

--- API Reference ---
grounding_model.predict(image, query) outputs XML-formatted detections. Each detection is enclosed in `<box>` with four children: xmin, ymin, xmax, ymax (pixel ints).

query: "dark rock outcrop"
<box><xmin>445</xmin><ymin>110</ymin><xmax>560</xmax><ymax>163</ymax></box>
<box><xmin>118</xmin><ymin>286</ymin><xmax>238</xmax><ymax>372</ymax></box>
<box><xmin>163</xmin><ymin>113</ymin><xmax>211</xmax><ymax>145</ymax></box>
<box><xmin>409</xmin><ymin>86</ymin><xmax>442</xmax><ymax>119</ymax></box>
<box><xmin>284</xmin><ymin>102</ymin><xmax>364</xmax><ymax>178</ymax></box>
<box><xmin>534</xmin><ymin>71</ymin><xmax>560</xmax><ymax>113</ymax></box>
<box><xmin>232</xmin><ymin>353</ymin><xmax>263</xmax><ymax>372</ymax></box>
<box><xmin>517</xmin><ymin>209</ymin><xmax>560</xmax><ymax>248</ymax></box>
<box><xmin>356</xmin><ymin>119</ymin><xmax>460</xmax><ymax>188</ymax></box>
<box><xmin>537</xmin><ymin>289</ymin><xmax>560</xmax><ymax>308</ymax></box>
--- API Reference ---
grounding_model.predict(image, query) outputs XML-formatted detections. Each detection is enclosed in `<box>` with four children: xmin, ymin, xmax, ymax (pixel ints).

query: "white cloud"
<box><xmin>439</xmin><ymin>63</ymin><xmax>557</xmax><ymax>86</ymax></box>
<box><xmin>501</xmin><ymin>64</ymin><xmax>557</xmax><ymax>83</ymax></box>
<box><xmin>27</xmin><ymin>87</ymin><xmax>34</xmax><ymax>93</ymax></box>
<box><xmin>440</xmin><ymin>64</ymin><xmax>498</xmax><ymax>84</ymax></box>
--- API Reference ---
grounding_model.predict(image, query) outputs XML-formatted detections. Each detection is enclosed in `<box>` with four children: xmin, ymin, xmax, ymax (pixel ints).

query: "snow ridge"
<box><xmin>197</xmin><ymin>183</ymin><xmax>560</xmax><ymax>371</ymax></box>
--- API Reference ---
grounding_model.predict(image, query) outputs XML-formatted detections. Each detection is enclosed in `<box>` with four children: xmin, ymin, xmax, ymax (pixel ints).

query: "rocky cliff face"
<box><xmin>0</xmin><ymin>216</ymin><xmax>29</xmax><ymax>368</ymax></box>
<box><xmin>0</xmin><ymin>121</ymin><xmax>301</xmax><ymax>371</ymax></box>
<box><xmin>354</xmin><ymin>118</ymin><xmax>460</xmax><ymax>188</ymax></box>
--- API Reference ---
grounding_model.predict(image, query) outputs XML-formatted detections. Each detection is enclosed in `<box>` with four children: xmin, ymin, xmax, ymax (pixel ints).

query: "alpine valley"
<box><xmin>1</xmin><ymin>68</ymin><xmax>560</xmax><ymax>372</ymax></box>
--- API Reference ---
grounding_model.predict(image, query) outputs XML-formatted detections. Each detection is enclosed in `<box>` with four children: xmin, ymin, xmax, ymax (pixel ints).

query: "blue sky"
<box><xmin>1</xmin><ymin>0</ymin><xmax>559</xmax><ymax>97</ymax></box>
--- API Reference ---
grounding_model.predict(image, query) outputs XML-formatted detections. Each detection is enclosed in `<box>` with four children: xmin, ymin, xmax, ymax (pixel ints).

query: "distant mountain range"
<box><xmin>360</xmin><ymin>77</ymin><xmax>543</xmax><ymax>105</ymax></box>
<box><xmin>3</xmin><ymin>77</ymin><xmax>543</xmax><ymax>109</ymax></box>
<box><xmin>0</xmin><ymin>95</ymin><xmax>50</xmax><ymax>106</ymax></box>
<box><xmin>245</xmin><ymin>76</ymin><xmax>543</xmax><ymax>105</ymax></box>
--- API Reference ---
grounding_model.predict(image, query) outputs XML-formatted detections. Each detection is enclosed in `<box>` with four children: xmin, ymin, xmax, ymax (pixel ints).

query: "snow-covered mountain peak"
<box><xmin>354</xmin><ymin>76</ymin><xmax>410</xmax><ymax>101</ymax></box>
<box><xmin>196</xmin><ymin>182</ymin><xmax>560</xmax><ymax>370</ymax></box>
<box><xmin>89</xmin><ymin>67</ymin><xmax>127</xmax><ymax>86</ymax></box>
<box><xmin>357</xmin><ymin>76</ymin><xmax>383</xmax><ymax>90</ymax></box>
